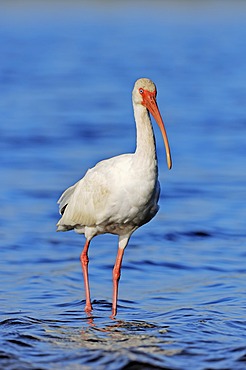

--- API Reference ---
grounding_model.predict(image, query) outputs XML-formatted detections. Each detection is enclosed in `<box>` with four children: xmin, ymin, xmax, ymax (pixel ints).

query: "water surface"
<box><xmin>0</xmin><ymin>2</ymin><xmax>246</xmax><ymax>369</ymax></box>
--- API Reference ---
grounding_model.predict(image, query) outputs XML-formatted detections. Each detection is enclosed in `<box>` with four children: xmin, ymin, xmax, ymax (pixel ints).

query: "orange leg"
<box><xmin>111</xmin><ymin>247</ymin><xmax>125</xmax><ymax>317</ymax></box>
<box><xmin>80</xmin><ymin>239</ymin><xmax>92</xmax><ymax>313</ymax></box>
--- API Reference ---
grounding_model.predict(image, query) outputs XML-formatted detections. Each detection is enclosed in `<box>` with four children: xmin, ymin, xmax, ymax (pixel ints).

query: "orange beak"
<box><xmin>142</xmin><ymin>91</ymin><xmax>172</xmax><ymax>170</ymax></box>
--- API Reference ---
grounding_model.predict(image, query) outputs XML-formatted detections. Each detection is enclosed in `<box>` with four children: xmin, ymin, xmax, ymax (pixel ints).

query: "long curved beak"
<box><xmin>142</xmin><ymin>92</ymin><xmax>172</xmax><ymax>170</ymax></box>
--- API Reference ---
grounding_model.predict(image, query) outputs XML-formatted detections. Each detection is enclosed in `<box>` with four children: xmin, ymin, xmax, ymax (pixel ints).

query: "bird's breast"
<box><xmin>100</xmin><ymin>159</ymin><xmax>160</xmax><ymax>230</ymax></box>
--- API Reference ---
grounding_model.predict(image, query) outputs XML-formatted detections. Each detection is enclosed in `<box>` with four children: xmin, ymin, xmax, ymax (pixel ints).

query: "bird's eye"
<box><xmin>139</xmin><ymin>88</ymin><xmax>144</xmax><ymax>94</ymax></box>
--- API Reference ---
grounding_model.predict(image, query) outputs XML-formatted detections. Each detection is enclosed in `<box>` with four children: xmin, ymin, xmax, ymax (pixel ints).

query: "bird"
<box><xmin>57</xmin><ymin>78</ymin><xmax>172</xmax><ymax>317</ymax></box>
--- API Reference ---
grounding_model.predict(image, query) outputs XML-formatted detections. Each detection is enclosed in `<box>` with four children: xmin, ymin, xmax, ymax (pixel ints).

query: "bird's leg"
<box><xmin>111</xmin><ymin>247</ymin><xmax>125</xmax><ymax>318</ymax></box>
<box><xmin>80</xmin><ymin>239</ymin><xmax>92</xmax><ymax>313</ymax></box>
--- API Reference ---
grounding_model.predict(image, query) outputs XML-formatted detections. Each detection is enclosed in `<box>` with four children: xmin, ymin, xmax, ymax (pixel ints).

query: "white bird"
<box><xmin>57</xmin><ymin>78</ymin><xmax>172</xmax><ymax>317</ymax></box>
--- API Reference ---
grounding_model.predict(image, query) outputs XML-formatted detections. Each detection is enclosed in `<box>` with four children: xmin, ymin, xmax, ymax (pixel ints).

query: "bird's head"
<box><xmin>132</xmin><ymin>78</ymin><xmax>156</xmax><ymax>105</ymax></box>
<box><xmin>133</xmin><ymin>78</ymin><xmax>172</xmax><ymax>170</ymax></box>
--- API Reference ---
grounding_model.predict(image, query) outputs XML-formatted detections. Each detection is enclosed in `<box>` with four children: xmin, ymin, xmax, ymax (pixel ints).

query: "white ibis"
<box><xmin>57</xmin><ymin>78</ymin><xmax>172</xmax><ymax>317</ymax></box>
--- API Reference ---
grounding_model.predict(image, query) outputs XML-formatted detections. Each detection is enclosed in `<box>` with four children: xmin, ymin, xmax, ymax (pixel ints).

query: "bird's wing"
<box><xmin>57</xmin><ymin>153</ymin><xmax>159</xmax><ymax>231</ymax></box>
<box><xmin>57</xmin><ymin>181</ymin><xmax>79</xmax><ymax>215</ymax></box>
<box><xmin>57</xmin><ymin>155</ymin><xmax>133</xmax><ymax>228</ymax></box>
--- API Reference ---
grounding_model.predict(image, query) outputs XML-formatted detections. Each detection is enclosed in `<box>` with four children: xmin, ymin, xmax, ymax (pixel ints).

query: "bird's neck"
<box><xmin>134</xmin><ymin>103</ymin><xmax>157</xmax><ymax>163</ymax></box>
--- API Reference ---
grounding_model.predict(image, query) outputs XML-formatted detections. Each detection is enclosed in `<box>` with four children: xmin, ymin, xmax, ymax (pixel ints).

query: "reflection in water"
<box><xmin>44</xmin><ymin>317</ymin><xmax>178</xmax><ymax>369</ymax></box>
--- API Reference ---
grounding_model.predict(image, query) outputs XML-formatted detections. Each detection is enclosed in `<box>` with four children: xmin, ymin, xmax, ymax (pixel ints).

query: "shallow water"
<box><xmin>0</xmin><ymin>2</ymin><xmax>246</xmax><ymax>369</ymax></box>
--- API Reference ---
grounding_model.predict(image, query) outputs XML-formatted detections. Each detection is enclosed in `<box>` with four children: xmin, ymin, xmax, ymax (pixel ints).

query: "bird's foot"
<box><xmin>85</xmin><ymin>304</ymin><xmax>93</xmax><ymax>315</ymax></box>
<box><xmin>110</xmin><ymin>307</ymin><xmax>117</xmax><ymax>320</ymax></box>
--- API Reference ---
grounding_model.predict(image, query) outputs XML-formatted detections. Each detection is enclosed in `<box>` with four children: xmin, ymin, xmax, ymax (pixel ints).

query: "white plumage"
<box><xmin>57</xmin><ymin>78</ymin><xmax>172</xmax><ymax>317</ymax></box>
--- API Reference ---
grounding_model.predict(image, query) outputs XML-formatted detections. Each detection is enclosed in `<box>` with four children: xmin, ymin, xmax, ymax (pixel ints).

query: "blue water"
<box><xmin>1</xmin><ymin>2</ymin><xmax>246</xmax><ymax>369</ymax></box>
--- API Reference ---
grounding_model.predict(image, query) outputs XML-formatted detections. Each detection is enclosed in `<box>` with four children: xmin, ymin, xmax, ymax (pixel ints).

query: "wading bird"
<box><xmin>57</xmin><ymin>78</ymin><xmax>172</xmax><ymax>317</ymax></box>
